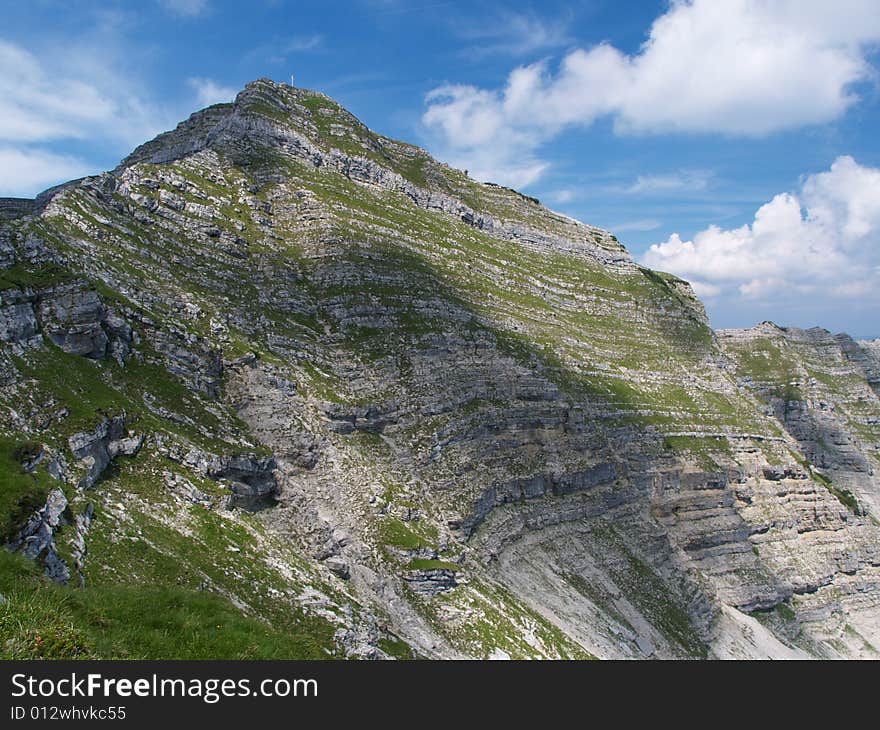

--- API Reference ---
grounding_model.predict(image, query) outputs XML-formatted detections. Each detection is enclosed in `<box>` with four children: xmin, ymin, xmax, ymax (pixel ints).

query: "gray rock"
<box><xmin>68</xmin><ymin>416</ymin><xmax>140</xmax><ymax>489</ymax></box>
<box><xmin>71</xmin><ymin>502</ymin><xmax>94</xmax><ymax>585</ymax></box>
<box><xmin>160</xmin><ymin>442</ymin><xmax>280</xmax><ymax>511</ymax></box>
<box><xmin>324</xmin><ymin>556</ymin><xmax>350</xmax><ymax>579</ymax></box>
<box><xmin>0</xmin><ymin>197</ymin><xmax>35</xmax><ymax>223</ymax></box>
<box><xmin>0</xmin><ymin>302</ymin><xmax>38</xmax><ymax>344</ymax></box>
<box><xmin>403</xmin><ymin>569</ymin><xmax>458</xmax><ymax>596</ymax></box>
<box><xmin>108</xmin><ymin>435</ymin><xmax>143</xmax><ymax>458</ymax></box>
<box><xmin>635</xmin><ymin>636</ymin><xmax>656</xmax><ymax>657</ymax></box>
<box><xmin>6</xmin><ymin>488</ymin><xmax>70</xmax><ymax>584</ymax></box>
<box><xmin>39</xmin><ymin>287</ymin><xmax>108</xmax><ymax>358</ymax></box>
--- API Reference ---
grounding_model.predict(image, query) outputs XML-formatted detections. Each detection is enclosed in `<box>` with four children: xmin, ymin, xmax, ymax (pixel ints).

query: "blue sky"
<box><xmin>2</xmin><ymin>0</ymin><xmax>879</xmax><ymax>336</ymax></box>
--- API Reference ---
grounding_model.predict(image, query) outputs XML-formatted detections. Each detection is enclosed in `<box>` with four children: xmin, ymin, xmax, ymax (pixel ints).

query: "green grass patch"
<box><xmin>0</xmin><ymin>550</ymin><xmax>335</xmax><ymax>659</ymax></box>
<box><xmin>0</xmin><ymin>437</ymin><xmax>55</xmax><ymax>541</ymax></box>
<box><xmin>376</xmin><ymin>635</ymin><xmax>415</xmax><ymax>660</ymax></box>
<box><xmin>379</xmin><ymin>517</ymin><xmax>434</xmax><ymax>551</ymax></box>
<box><xmin>0</xmin><ymin>262</ymin><xmax>75</xmax><ymax>292</ymax></box>
<box><xmin>662</xmin><ymin>435</ymin><xmax>732</xmax><ymax>470</ymax></box>
<box><xmin>407</xmin><ymin>558</ymin><xmax>459</xmax><ymax>572</ymax></box>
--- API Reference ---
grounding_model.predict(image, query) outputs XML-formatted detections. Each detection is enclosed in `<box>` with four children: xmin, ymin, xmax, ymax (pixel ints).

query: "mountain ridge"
<box><xmin>1</xmin><ymin>78</ymin><xmax>879</xmax><ymax>659</ymax></box>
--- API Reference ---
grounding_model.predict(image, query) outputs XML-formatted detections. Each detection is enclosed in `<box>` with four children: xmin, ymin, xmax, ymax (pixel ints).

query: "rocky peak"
<box><xmin>120</xmin><ymin>78</ymin><xmax>375</xmax><ymax>170</ymax></box>
<box><xmin>99</xmin><ymin>78</ymin><xmax>632</xmax><ymax>270</ymax></box>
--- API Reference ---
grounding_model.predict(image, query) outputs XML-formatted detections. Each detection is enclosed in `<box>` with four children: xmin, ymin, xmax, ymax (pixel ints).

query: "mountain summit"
<box><xmin>1</xmin><ymin>79</ymin><xmax>879</xmax><ymax>659</ymax></box>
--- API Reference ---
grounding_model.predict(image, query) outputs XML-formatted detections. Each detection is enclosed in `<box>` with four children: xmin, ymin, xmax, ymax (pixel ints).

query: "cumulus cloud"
<box><xmin>422</xmin><ymin>83</ymin><xmax>547</xmax><ymax>187</ymax></box>
<box><xmin>641</xmin><ymin>156</ymin><xmax>880</xmax><ymax>309</ymax></box>
<box><xmin>0</xmin><ymin>147</ymin><xmax>92</xmax><ymax>196</ymax></box>
<box><xmin>188</xmin><ymin>77</ymin><xmax>237</xmax><ymax>108</ymax></box>
<box><xmin>423</xmin><ymin>0</ymin><xmax>880</xmax><ymax>187</ymax></box>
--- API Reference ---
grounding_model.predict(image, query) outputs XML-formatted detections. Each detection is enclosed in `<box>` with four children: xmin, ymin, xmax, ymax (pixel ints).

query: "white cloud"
<box><xmin>611</xmin><ymin>219</ymin><xmax>663</xmax><ymax>233</ymax></box>
<box><xmin>160</xmin><ymin>0</ymin><xmax>208</xmax><ymax>17</ymax></box>
<box><xmin>690</xmin><ymin>280</ymin><xmax>721</xmax><ymax>298</ymax></box>
<box><xmin>422</xmin><ymin>0</ymin><xmax>880</xmax><ymax>187</ymax></box>
<box><xmin>0</xmin><ymin>147</ymin><xmax>92</xmax><ymax>196</ymax></box>
<box><xmin>641</xmin><ymin>156</ymin><xmax>880</xmax><ymax>309</ymax></box>
<box><xmin>0</xmin><ymin>41</ymin><xmax>116</xmax><ymax>143</ymax></box>
<box><xmin>0</xmin><ymin>37</ymin><xmax>173</xmax><ymax>196</ymax></box>
<box><xmin>454</xmin><ymin>11</ymin><xmax>572</xmax><ymax>58</ymax></box>
<box><xmin>0</xmin><ymin>39</ymin><xmax>168</xmax><ymax>149</ymax></box>
<box><xmin>188</xmin><ymin>77</ymin><xmax>237</xmax><ymax>108</ymax></box>
<box><xmin>246</xmin><ymin>33</ymin><xmax>326</xmax><ymax>66</ymax></box>
<box><xmin>547</xmin><ymin>189</ymin><xmax>574</xmax><ymax>204</ymax></box>
<box><xmin>285</xmin><ymin>34</ymin><xmax>324</xmax><ymax>53</ymax></box>
<box><xmin>422</xmin><ymin>84</ymin><xmax>547</xmax><ymax>187</ymax></box>
<box><xmin>625</xmin><ymin>170</ymin><xmax>712</xmax><ymax>195</ymax></box>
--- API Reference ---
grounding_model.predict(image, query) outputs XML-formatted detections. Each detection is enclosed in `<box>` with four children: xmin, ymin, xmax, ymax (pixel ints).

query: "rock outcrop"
<box><xmin>0</xmin><ymin>198</ymin><xmax>35</xmax><ymax>222</ymax></box>
<box><xmin>6</xmin><ymin>489</ymin><xmax>71</xmax><ymax>584</ymax></box>
<box><xmin>68</xmin><ymin>416</ymin><xmax>143</xmax><ymax>490</ymax></box>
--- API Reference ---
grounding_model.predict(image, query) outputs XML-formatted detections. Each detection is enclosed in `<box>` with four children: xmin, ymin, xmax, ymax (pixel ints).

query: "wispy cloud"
<box><xmin>365</xmin><ymin>1</ymin><xmax>457</xmax><ymax>17</ymax></box>
<box><xmin>453</xmin><ymin>10</ymin><xmax>572</xmax><ymax>59</ymax></box>
<box><xmin>159</xmin><ymin>0</ymin><xmax>208</xmax><ymax>18</ymax></box>
<box><xmin>247</xmin><ymin>33</ymin><xmax>326</xmax><ymax>65</ymax></box>
<box><xmin>610</xmin><ymin>219</ymin><xmax>663</xmax><ymax>233</ymax></box>
<box><xmin>188</xmin><ymin>77</ymin><xmax>237</xmax><ymax>107</ymax></box>
<box><xmin>546</xmin><ymin>189</ymin><xmax>574</xmax><ymax>205</ymax></box>
<box><xmin>285</xmin><ymin>34</ymin><xmax>324</xmax><ymax>52</ymax></box>
<box><xmin>625</xmin><ymin>170</ymin><xmax>712</xmax><ymax>195</ymax></box>
<box><xmin>0</xmin><ymin>39</ymin><xmax>170</xmax><ymax>149</ymax></box>
<box><xmin>0</xmin><ymin>36</ymin><xmax>174</xmax><ymax>196</ymax></box>
<box><xmin>0</xmin><ymin>146</ymin><xmax>92</xmax><ymax>196</ymax></box>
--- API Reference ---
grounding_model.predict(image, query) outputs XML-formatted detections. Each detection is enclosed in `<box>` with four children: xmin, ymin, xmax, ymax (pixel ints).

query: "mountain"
<box><xmin>1</xmin><ymin>78</ymin><xmax>878</xmax><ymax>659</ymax></box>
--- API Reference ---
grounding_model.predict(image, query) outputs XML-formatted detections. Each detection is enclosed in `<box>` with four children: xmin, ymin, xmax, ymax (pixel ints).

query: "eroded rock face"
<box><xmin>220</xmin><ymin>456</ymin><xmax>280</xmax><ymax>511</ymax></box>
<box><xmin>0</xmin><ymin>198</ymin><xmax>34</xmax><ymax>223</ymax></box>
<box><xmin>719</xmin><ymin>324</ymin><xmax>880</xmax><ymax>517</ymax></box>
<box><xmin>6</xmin><ymin>489</ymin><xmax>71</xmax><ymax>584</ymax></box>
<box><xmin>0</xmin><ymin>302</ymin><xmax>39</xmax><ymax>345</ymax></box>
<box><xmin>157</xmin><ymin>440</ymin><xmax>280</xmax><ymax>511</ymax></box>
<box><xmin>39</xmin><ymin>288</ymin><xmax>109</xmax><ymax>358</ymax></box>
<box><xmin>404</xmin><ymin>569</ymin><xmax>458</xmax><ymax>596</ymax></box>
<box><xmin>69</xmin><ymin>416</ymin><xmax>143</xmax><ymax>489</ymax></box>
<box><xmin>1</xmin><ymin>78</ymin><xmax>879</xmax><ymax>659</ymax></box>
<box><xmin>0</xmin><ymin>280</ymin><xmax>132</xmax><ymax>362</ymax></box>
<box><xmin>151</xmin><ymin>328</ymin><xmax>222</xmax><ymax>398</ymax></box>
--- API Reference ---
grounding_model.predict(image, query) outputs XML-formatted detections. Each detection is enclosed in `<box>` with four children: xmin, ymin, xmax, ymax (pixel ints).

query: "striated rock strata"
<box><xmin>1</xmin><ymin>79</ymin><xmax>878</xmax><ymax>659</ymax></box>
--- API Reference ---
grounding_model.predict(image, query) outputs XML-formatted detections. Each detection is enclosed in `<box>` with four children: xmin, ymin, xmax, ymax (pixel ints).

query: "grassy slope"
<box><xmin>0</xmin><ymin>551</ymin><xmax>333</xmax><ymax>659</ymax></box>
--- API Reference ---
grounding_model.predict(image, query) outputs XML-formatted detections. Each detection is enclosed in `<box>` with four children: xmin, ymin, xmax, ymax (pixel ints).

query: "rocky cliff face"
<box><xmin>1</xmin><ymin>78</ymin><xmax>878</xmax><ymax>659</ymax></box>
